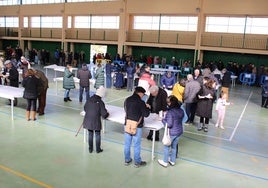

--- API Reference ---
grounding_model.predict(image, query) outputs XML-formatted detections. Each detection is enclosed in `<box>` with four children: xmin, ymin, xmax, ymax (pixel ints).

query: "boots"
<box><xmin>197</xmin><ymin>123</ymin><xmax>203</xmax><ymax>131</ymax></box>
<box><xmin>31</xmin><ymin>111</ymin><xmax>37</xmax><ymax>121</ymax></box>
<box><xmin>67</xmin><ymin>97</ymin><xmax>72</xmax><ymax>101</ymax></box>
<box><xmin>26</xmin><ymin>111</ymin><xmax>30</xmax><ymax>121</ymax></box>
<box><xmin>203</xmin><ymin>124</ymin><xmax>208</xmax><ymax>132</ymax></box>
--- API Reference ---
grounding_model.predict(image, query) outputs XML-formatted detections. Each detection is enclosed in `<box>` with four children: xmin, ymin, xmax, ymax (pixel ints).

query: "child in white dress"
<box><xmin>215</xmin><ymin>92</ymin><xmax>231</xmax><ymax>129</ymax></box>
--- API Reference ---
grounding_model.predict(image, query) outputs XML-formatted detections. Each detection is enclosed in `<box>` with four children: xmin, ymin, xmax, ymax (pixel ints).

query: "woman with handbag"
<box><xmin>158</xmin><ymin>95</ymin><xmax>184</xmax><ymax>168</ymax></box>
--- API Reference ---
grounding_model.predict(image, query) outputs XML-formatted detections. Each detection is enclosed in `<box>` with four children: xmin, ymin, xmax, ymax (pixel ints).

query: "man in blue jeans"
<box><xmin>124</xmin><ymin>86</ymin><xmax>150</xmax><ymax>167</ymax></box>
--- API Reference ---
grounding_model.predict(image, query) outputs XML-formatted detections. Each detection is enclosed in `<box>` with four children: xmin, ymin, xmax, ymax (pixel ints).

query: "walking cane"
<box><xmin>75</xmin><ymin>123</ymin><xmax>83</xmax><ymax>137</ymax></box>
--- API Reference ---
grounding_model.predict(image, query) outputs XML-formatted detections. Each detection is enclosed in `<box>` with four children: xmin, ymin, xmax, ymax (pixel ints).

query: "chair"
<box><xmin>151</xmin><ymin>64</ymin><xmax>162</xmax><ymax>69</ymax></box>
<box><xmin>239</xmin><ymin>73</ymin><xmax>256</xmax><ymax>86</ymax></box>
<box><xmin>180</xmin><ymin>67</ymin><xmax>193</xmax><ymax>78</ymax></box>
<box><xmin>260</xmin><ymin>75</ymin><xmax>268</xmax><ymax>85</ymax></box>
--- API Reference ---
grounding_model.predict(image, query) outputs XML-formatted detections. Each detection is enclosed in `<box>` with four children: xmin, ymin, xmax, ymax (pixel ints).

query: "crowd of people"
<box><xmin>0</xmin><ymin>54</ymin><xmax>49</xmax><ymax>120</ymax></box>
<box><xmin>1</xmin><ymin>47</ymin><xmax>268</xmax><ymax>169</ymax></box>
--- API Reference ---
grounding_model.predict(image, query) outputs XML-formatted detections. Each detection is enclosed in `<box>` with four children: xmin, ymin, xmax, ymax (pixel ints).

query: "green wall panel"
<box><xmin>107</xmin><ymin>45</ymin><xmax>117</xmax><ymax>59</ymax></box>
<box><xmin>132</xmin><ymin>46</ymin><xmax>195</xmax><ymax>65</ymax></box>
<box><xmin>2</xmin><ymin>39</ymin><xmax>19</xmax><ymax>49</ymax></box>
<box><xmin>203</xmin><ymin>51</ymin><xmax>268</xmax><ymax>67</ymax></box>
<box><xmin>74</xmin><ymin>43</ymin><xmax>90</xmax><ymax>63</ymax></box>
<box><xmin>31</xmin><ymin>41</ymin><xmax>60</xmax><ymax>52</ymax></box>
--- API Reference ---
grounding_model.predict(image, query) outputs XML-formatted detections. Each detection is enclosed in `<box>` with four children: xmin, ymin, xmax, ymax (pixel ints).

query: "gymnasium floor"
<box><xmin>0</xmin><ymin>65</ymin><xmax>268</xmax><ymax>188</ymax></box>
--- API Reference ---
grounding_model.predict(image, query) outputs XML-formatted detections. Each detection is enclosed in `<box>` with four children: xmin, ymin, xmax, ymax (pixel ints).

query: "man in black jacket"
<box><xmin>1</xmin><ymin>60</ymin><xmax>19</xmax><ymax>106</ymax></box>
<box><xmin>146</xmin><ymin>85</ymin><xmax>168</xmax><ymax>141</ymax></box>
<box><xmin>124</xmin><ymin>86</ymin><xmax>150</xmax><ymax>167</ymax></box>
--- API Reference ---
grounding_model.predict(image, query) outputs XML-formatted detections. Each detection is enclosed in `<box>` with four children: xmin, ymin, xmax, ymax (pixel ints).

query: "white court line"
<box><xmin>229</xmin><ymin>91</ymin><xmax>253</xmax><ymax>141</ymax></box>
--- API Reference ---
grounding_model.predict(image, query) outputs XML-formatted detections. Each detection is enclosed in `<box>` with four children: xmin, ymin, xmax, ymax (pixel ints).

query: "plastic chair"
<box><xmin>239</xmin><ymin>73</ymin><xmax>256</xmax><ymax>86</ymax></box>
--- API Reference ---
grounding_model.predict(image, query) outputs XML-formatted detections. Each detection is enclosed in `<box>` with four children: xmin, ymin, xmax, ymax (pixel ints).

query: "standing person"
<box><xmin>146</xmin><ymin>85</ymin><xmax>168</xmax><ymax>141</ymax></box>
<box><xmin>261</xmin><ymin>80</ymin><xmax>268</xmax><ymax>108</ymax></box>
<box><xmin>63</xmin><ymin>64</ymin><xmax>75</xmax><ymax>102</ymax></box>
<box><xmin>77</xmin><ymin>63</ymin><xmax>92</xmax><ymax>103</ymax></box>
<box><xmin>215</xmin><ymin>91</ymin><xmax>231</xmax><ymax>129</ymax></box>
<box><xmin>83</xmin><ymin>86</ymin><xmax>109</xmax><ymax>153</ymax></box>
<box><xmin>158</xmin><ymin>95</ymin><xmax>184</xmax><ymax>167</ymax></box>
<box><xmin>0</xmin><ymin>60</ymin><xmax>19</xmax><ymax>106</ymax></box>
<box><xmin>105</xmin><ymin>61</ymin><xmax>112</xmax><ymax>88</ymax></box>
<box><xmin>19</xmin><ymin>56</ymin><xmax>31</xmax><ymax>78</ymax></box>
<box><xmin>22</xmin><ymin>69</ymin><xmax>41</xmax><ymax>121</ymax></box>
<box><xmin>94</xmin><ymin>63</ymin><xmax>105</xmax><ymax>89</ymax></box>
<box><xmin>34</xmin><ymin>69</ymin><xmax>48</xmax><ymax>116</ymax></box>
<box><xmin>221</xmin><ymin>68</ymin><xmax>231</xmax><ymax>101</ymax></box>
<box><xmin>184</xmin><ymin>74</ymin><xmax>201</xmax><ymax>125</ymax></box>
<box><xmin>0</xmin><ymin>56</ymin><xmax>4</xmax><ymax>85</ymax></box>
<box><xmin>193</xmin><ymin>68</ymin><xmax>203</xmax><ymax>85</ymax></box>
<box><xmin>172</xmin><ymin>78</ymin><xmax>186</xmax><ymax>103</ymax></box>
<box><xmin>138</xmin><ymin>65</ymin><xmax>156</xmax><ymax>101</ymax></box>
<box><xmin>126</xmin><ymin>61</ymin><xmax>135</xmax><ymax>92</ymax></box>
<box><xmin>196</xmin><ymin>77</ymin><xmax>216</xmax><ymax>132</ymax></box>
<box><xmin>124</xmin><ymin>86</ymin><xmax>150</xmax><ymax>167</ymax></box>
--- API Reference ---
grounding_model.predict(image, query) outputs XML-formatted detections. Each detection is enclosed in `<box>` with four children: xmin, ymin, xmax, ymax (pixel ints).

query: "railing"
<box><xmin>1</xmin><ymin>28</ymin><xmax>268</xmax><ymax>51</ymax></box>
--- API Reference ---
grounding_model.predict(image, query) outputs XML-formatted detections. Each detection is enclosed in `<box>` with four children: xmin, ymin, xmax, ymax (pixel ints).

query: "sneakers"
<box><xmin>220</xmin><ymin>125</ymin><xmax>225</xmax><ymax>130</ymax></box>
<box><xmin>134</xmin><ymin>161</ymin><xmax>147</xmax><ymax>168</ymax></box>
<box><xmin>158</xmin><ymin>159</ymin><xmax>168</xmax><ymax>168</ymax></box>
<box><xmin>215</xmin><ymin>123</ymin><xmax>219</xmax><ymax>128</ymax></box>
<box><xmin>124</xmin><ymin>159</ymin><xmax>132</xmax><ymax>166</ymax></box>
<box><xmin>168</xmin><ymin>160</ymin><xmax>175</xmax><ymax>166</ymax></box>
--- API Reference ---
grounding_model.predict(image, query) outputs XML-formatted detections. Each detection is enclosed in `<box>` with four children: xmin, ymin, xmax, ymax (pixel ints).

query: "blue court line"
<box><xmin>1</xmin><ymin>110</ymin><xmax>268</xmax><ymax>182</ymax></box>
<box><xmin>1</xmin><ymin>109</ymin><xmax>267</xmax><ymax>160</ymax></box>
<box><xmin>182</xmin><ymin>135</ymin><xmax>268</xmax><ymax>159</ymax></box>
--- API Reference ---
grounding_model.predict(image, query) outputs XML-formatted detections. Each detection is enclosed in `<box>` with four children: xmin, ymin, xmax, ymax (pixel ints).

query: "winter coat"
<box><xmin>184</xmin><ymin>80</ymin><xmax>201</xmax><ymax>103</ymax></box>
<box><xmin>124</xmin><ymin>93</ymin><xmax>150</xmax><ymax>128</ymax></box>
<box><xmin>222</xmin><ymin>71</ymin><xmax>232</xmax><ymax>87</ymax></box>
<box><xmin>3</xmin><ymin>65</ymin><xmax>19</xmax><ymax>87</ymax></box>
<box><xmin>22</xmin><ymin>75</ymin><xmax>41</xmax><ymax>99</ymax></box>
<box><xmin>160</xmin><ymin>74</ymin><xmax>176</xmax><ymax>89</ymax></box>
<box><xmin>94</xmin><ymin>66</ymin><xmax>105</xmax><ymax>89</ymax></box>
<box><xmin>83</xmin><ymin>95</ymin><xmax>109</xmax><ymax>131</ymax></box>
<box><xmin>262</xmin><ymin>81</ymin><xmax>268</xmax><ymax>97</ymax></box>
<box><xmin>147</xmin><ymin>87</ymin><xmax>168</xmax><ymax>113</ymax></box>
<box><xmin>172</xmin><ymin>83</ymin><xmax>185</xmax><ymax>102</ymax></box>
<box><xmin>139</xmin><ymin>72</ymin><xmax>156</xmax><ymax>87</ymax></box>
<box><xmin>162</xmin><ymin>106</ymin><xmax>184</xmax><ymax>137</ymax></box>
<box><xmin>77</xmin><ymin>65</ymin><xmax>92</xmax><ymax>87</ymax></box>
<box><xmin>35</xmin><ymin>70</ymin><xmax>48</xmax><ymax>94</ymax></box>
<box><xmin>195</xmin><ymin>85</ymin><xmax>215</xmax><ymax>118</ymax></box>
<box><xmin>126</xmin><ymin>65</ymin><xmax>135</xmax><ymax>79</ymax></box>
<box><xmin>63</xmin><ymin>68</ymin><xmax>75</xmax><ymax>89</ymax></box>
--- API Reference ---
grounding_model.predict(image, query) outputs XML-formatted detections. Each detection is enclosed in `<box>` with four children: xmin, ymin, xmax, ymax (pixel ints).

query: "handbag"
<box><xmin>125</xmin><ymin>117</ymin><xmax>142</xmax><ymax>135</ymax></box>
<box><xmin>162</xmin><ymin>123</ymin><xmax>171</xmax><ymax>146</ymax></box>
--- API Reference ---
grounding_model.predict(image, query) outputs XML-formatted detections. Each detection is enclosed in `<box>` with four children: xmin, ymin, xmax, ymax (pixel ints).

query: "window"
<box><xmin>133</xmin><ymin>16</ymin><xmax>198</xmax><ymax>31</ymax></box>
<box><xmin>91</xmin><ymin>16</ymin><xmax>119</xmax><ymax>29</ymax></box>
<box><xmin>134</xmin><ymin>16</ymin><xmax>160</xmax><ymax>30</ymax></box>
<box><xmin>74</xmin><ymin>16</ymin><xmax>119</xmax><ymax>29</ymax></box>
<box><xmin>161</xmin><ymin>16</ymin><xmax>197</xmax><ymax>31</ymax></box>
<box><xmin>31</xmin><ymin>16</ymin><xmax>62</xmax><ymax>28</ymax></box>
<box><xmin>246</xmin><ymin>17</ymin><xmax>268</xmax><ymax>35</ymax></box>
<box><xmin>206</xmin><ymin>17</ymin><xmax>245</xmax><ymax>33</ymax></box>
<box><xmin>24</xmin><ymin>17</ymin><xmax>28</xmax><ymax>28</ymax></box>
<box><xmin>0</xmin><ymin>17</ymin><xmax>19</xmax><ymax>27</ymax></box>
<box><xmin>68</xmin><ymin>0</ymin><xmax>117</xmax><ymax>2</ymax></box>
<box><xmin>22</xmin><ymin>0</ymin><xmax>63</xmax><ymax>4</ymax></box>
<box><xmin>0</xmin><ymin>0</ymin><xmax>20</xmax><ymax>5</ymax></box>
<box><xmin>206</xmin><ymin>16</ymin><xmax>268</xmax><ymax>35</ymax></box>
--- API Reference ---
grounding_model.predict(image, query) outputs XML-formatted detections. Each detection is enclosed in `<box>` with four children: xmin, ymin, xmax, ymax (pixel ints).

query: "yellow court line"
<box><xmin>0</xmin><ymin>164</ymin><xmax>53</xmax><ymax>188</ymax></box>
